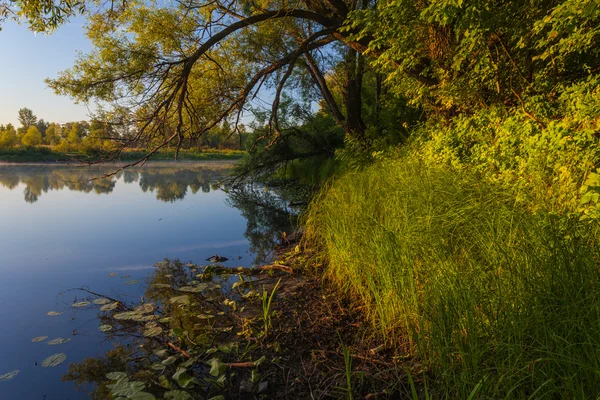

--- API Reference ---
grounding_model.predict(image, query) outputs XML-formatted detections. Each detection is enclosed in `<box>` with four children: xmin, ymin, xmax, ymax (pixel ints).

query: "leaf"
<box><xmin>124</xmin><ymin>280</ymin><xmax>139</xmax><ymax>285</ymax></box>
<box><xmin>107</xmin><ymin>380</ymin><xmax>146</xmax><ymax>397</ymax></box>
<box><xmin>42</xmin><ymin>353</ymin><xmax>67</xmax><ymax>367</ymax></box>
<box><xmin>121</xmin><ymin>275</ymin><xmax>131</xmax><ymax>278</ymax></box>
<box><xmin>172</xmin><ymin>367</ymin><xmax>200</xmax><ymax>388</ymax></box>
<box><xmin>93</xmin><ymin>298</ymin><xmax>112</xmax><ymax>305</ymax></box>
<box><xmin>197</xmin><ymin>314</ymin><xmax>214</xmax><ymax>319</ymax></box>
<box><xmin>169</xmin><ymin>295</ymin><xmax>190</xmax><ymax>306</ymax></box>
<box><xmin>113</xmin><ymin>311</ymin><xmax>144</xmax><ymax>320</ymax></box>
<box><xmin>178</xmin><ymin>286</ymin><xmax>204</xmax><ymax>293</ymax></box>
<box><xmin>135</xmin><ymin>303</ymin><xmax>155</xmax><ymax>313</ymax></box>
<box><xmin>106</xmin><ymin>372</ymin><xmax>128</xmax><ymax>381</ymax></box>
<box><xmin>0</xmin><ymin>370</ymin><xmax>19</xmax><ymax>382</ymax></box>
<box><xmin>143</xmin><ymin>326</ymin><xmax>163</xmax><ymax>337</ymax></box>
<box><xmin>47</xmin><ymin>337</ymin><xmax>71</xmax><ymax>345</ymax></box>
<box><xmin>208</xmin><ymin>396</ymin><xmax>225</xmax><ymax>400</ymax></box>
<box><xmin>100</xmin><ymin>303</ymin><xmax>119</xmax><ymax>311</ymax></box>
<box><xmin>99</xmin><ymin>324</ymin><xmax>113</xmax><ymax>332</ymax></box>
<box><xmin>208</xmin><ymin>358</ymin><xmax>227</xmax><ymax>377</ymax></box>
<box><xmin>72</xmin><ymin>301</ymin><xmax>90</xmax><ymax>308</ymax></box>
<box><xmin>151</xmin><ymin>283</ymin><xmax>172</xmax><ymax>289</ymax></box>
<box><xmin>46</xmin><ymin>311</ymin><xmax>63</xmax><ymax>316</ymax></box>
<box><xmin>164</xmin><ymin>390</ymin><xmax>193</xmax><ymax>400</ymax></box>
<box><xmin>109</xmin><ymin>273</ymin><xmax>117</xmax><ymax>277</ymax></box>
<box><xmin>157</xmin><ymin>375</ymin><xmax>172</xmax><ymax>389</ymax></box>
<box><xmin>31</xmin><ymin>336</ymin><xmax>48</xmax><ymax>343</ymax></box>
<box><xmin>128</xmin><ymin>392</ymin><xmax>156</xmax><ymax>400</ymax></box>
<box><xmin>161</xmin><ymin>356</ymin><xmax>178</xmax><ymax>366</ymax></box>
<box><xmin>154</xmin><ymin>349</ymin><xmax>168</xmax><ymax>357</ymax></box>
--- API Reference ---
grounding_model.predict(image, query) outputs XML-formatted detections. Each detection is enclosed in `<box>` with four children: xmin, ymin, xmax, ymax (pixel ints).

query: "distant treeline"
<box><xmin>0</xmin><ymin>108</ymin><xmax>248</xmax><ymax>157</ymax></box>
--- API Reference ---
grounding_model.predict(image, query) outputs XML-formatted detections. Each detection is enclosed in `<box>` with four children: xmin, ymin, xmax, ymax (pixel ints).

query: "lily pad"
<box><xmin>106</xmin><ymin>371</ymin><xmax>128</xmax><ymax>381</ymax></box>
<box><xmin>47</xmin><ymin>338</ymin><xmax>71</xmax><ymax>345</ymax></box>
<box><xmin>124</xmin><ymin>280</ymin><xmax>139</xmax><ymax>285</ymax></box>
<box><xmin>178</xmin><ymin>286</ymin><xmax>204</xmax><ymax>293</ymax></box>
<box><xmin>109</xmin><ymin>273</ymin><xmax>117</xmax><ymax>277</ymax></box>
<box><xmin>31</xmin><ymin>336</ymin><xmax>48</xmax><ymax>343</ymax></box>
<box><xmin>93</xmin><ymin>298</ymin><xmax>112</xmax><ymax>305</ymax></box>
<box><xmin>72</xmin><ymin>301</ymin><xmax>90</xmax><ymax>308</ymax></box>
<box><xmin>107</xmin><ymin>379</ymin><xmax>146</xmax><ymax>397</ymax></box>
<box><xmin>0</xmin><ymin>370</ymin><xmax>19</xmax><ymax>382</ymax></box>
<box><xmin>99</xmin><ymin>324</ymin><xmax>113</xmax><ymax>332</ymax></box>
<box><xmin>113</xmin><ymin>311</ymin><xmax>144</xmax><ymax>321</ymax></box>
<box><xmin>135</xmin><ymin>303</ymin><xmax>154</xmax><ymax>313</ymax></box>
<box><xmin>46</xmin><ymin>311</ymin><xmax>63</xmax><ymax>316</ymax></box>
<box><xmin>151</xmin><ymin>283</ymin><xmax>171</xmax><ymax>289</ymax></box>
<box><xmin>169</xmin><ymin>295</ymin><xmax>190</xmax><ymax>306</ymax></box>
<box><xmin>143</xmin><ymin>326</ymin><xmax>163</xmax><ymax>337</ymax></box>
<box><xmin>100</xmin><ymin>302</ymin><xmax>119</xmax><ymax>311</ymax></box>
<box><xmin>42</xmin><ymin>353</ymin><xmax>67</xmax><ymax>367</ymax></box>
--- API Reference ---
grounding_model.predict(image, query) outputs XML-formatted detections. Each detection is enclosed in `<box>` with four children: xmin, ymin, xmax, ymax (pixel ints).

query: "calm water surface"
<box><xmin>0</xmin><ymin>162</ymin><xmax>293</xmax><ymax>399</ymax></box>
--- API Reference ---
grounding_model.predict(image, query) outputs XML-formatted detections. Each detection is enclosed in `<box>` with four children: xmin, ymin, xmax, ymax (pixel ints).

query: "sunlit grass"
<box><xmin>305</xmin><ymin>157</ymin><xmax>600</xmax><ymax>398</ymax></box>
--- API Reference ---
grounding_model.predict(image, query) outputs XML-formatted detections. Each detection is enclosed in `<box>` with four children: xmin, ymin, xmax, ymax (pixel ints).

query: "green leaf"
<box><xmin>143</xmin><ymin>325</ymin><xmax>163</xmax><ymax>337</ymax></box>
<box><xmin>161</xmin><ymin>356</ymin><xmax>178</xmax><ymax>366</ymax></box>
<box><xmin>208</xmin><ymin>358</ymin><xmax>227</xmax><ymax>377</ymax></box>
<box><xmin>124</xmin><ymin>280</ymin><xmax>139</xmax><ymax>285</ymax></box>
<box><xmin>106</xmin><ymin>372</ymin><xmax>128</xmax><ymax>381</ymax></box>
<box><xmin>100</xmin><ymin>303</ymin><xmax>119</xmax><ymax>311</ymax></box>
<box><xmin>93</xmin><ymin>298</ymin><xmax>112</xmax><ymax>305</ymax></box>
<box><xmin>172</xmin><ymin>367</ymin><xmax>200</xmax><ymax>388</ymax></box>
<box><xmin>164</xmin><ymin>390</ymin><xmax>193</xmax><ymax>400</ymax></box>
<box><xmin>0</xmin><ymin>370</ymin><xmax>19</xmax><ymax>382</ymax></box>
<box><xmin>128</xmin><ymin>392</ymin><xmax>156</xmax><ymax>400</ymax></box>
<box><xmin>169</xmin><ymin>295</ymin><xmax>190</xmax><ymax>306</ymax></box>
<box><xmin>47</xmin><ymin>337</ymin><xmax>71</xmax><ymax>345</ymax></box>
<box><xmin>31</xmin><ymin>336</ymin><xmax>48</xmax><ymax>343</ymax></box>
<box><xmin>107</xmin><ymin>380</ymin><xmax>145</xmax><ymax>397</ymax></box>
<box><xmin>42</xmin><ymin>353</ymin><xmax>67</xmax><ymax>367</ymax></box>
<box><xmin>99</xmin><ymin>324</ymin><xmax>113</xmax><ymax>332</ymax></box>
<box><xmin>158</xmin><ymin>375</ymin><xmax>172</xmax><ymax>389</ymax></box>
<box><xmin>46</xmin><ymin>311</ymin><xmax>63</xmax><ymax>316</ymax></box>
<box><xmin>72</xmin><ymin>301</ymin><xmax>90</xmax><ymax>308</ymax></box>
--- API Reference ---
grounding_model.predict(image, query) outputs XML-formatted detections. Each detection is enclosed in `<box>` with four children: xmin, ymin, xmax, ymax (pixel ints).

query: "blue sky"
<box><xmin>0</xmin><ymin>19</ymin><xmax>92</xmax><ymax>127</ymax></box>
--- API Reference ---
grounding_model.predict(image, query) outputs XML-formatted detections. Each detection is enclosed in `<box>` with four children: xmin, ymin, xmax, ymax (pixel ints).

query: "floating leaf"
<box><xmin>154</xmin><ymin>349</ymin><xmax>168</xmax><ymax>357</ymax></box>
<box><xmin>169</xmin><ymin>295</ymin><xmax>190</xmax><ymax>306</ymax></box>
<box><xmin>197</xmin><ymin>314</ymin><xmax>214</xmax><ymax>320</ymax></box>
<box><xmin>151</xmin><ymin>283</ymin><xmax>171</xmax><ymax>289</ymax></box>
<box><xmin>99</xmin><ymin>324</ymin><xmax>113</xmax><ymax>332</ymax></box>
<box><xmin>109</xmin><ymin>273</ymin><xmax>117</xmax><ymax>277</ymax></box>
<box><xmin>178</xmin><ymin>286</ymin><xmax>204</xmax><ymax>293</ymax></box>
<box><xmin>100</xmin><ymin>303</ymin><xmax>119</xmax><ymax>311</ymax></box>
<box><xmin>46</xmin><ymin>311</ymin><xmax>63</xmax><ymax>316</ymax></box>
<box><xmin>135</xmin><ymin>303</ymin><xmax>154</xmax><ymax>313</ymax></box>
<box><xmin>93</xmin><ymin>298</ymin><xmax>111</xmax><ymax>305</ymax></box>
<box><xmin>47</xmin><ymin>338</ymin><xmax>71</xmax><ymax>345</ymax></box>
<box><xmin>232</xmin><ymin>281</ymin><xmax>243</xmax><ymax>290</ymax></box>
<box><xmin>124</xmin><ymin>280</ymin><xmax>139</xmax><ymax>285</ymax></box>
<box><xmin>42</xmin><ymin>353</ymin><xmax>67</xmax><ymax>367</ymax></box>
<box><xmin>159</xmin><ymin>317</ymin><xmax>171</xmax><ymax>323</ymax></box>
<box><xmin>31</xmin><ymin>336</ymin><xmax>48</xmax><ymax>343</ymax></box>
<box><xmin>151</xmin><ymin>363</ymin><xmax>166</xmax><ymax>371</ymax></box>
<box><xmin>113</xmin><ymin>311</ymin><xmax>144</xmax><ymax>320</ymax></box>
<box><xmin>72</xmin><ymin>301</ymin><xmax>90</xmax><ymax>308</ymax></box>
<box><xmin>129</xmin><ymin>392</ymin><xmax>156</xmax><ymax>400</ymax></box>
<box><xmin>121</xmin><ymin>275</ymin><xmax>131</xmax><ymax>278</ymax></box>
<box><xmin>164</xmin><ymin>390</ymin><xmax>193</xmax><ymax>400</ymax></box>
<box><xmin>0</xmin><ymin>370</ymin><xmax>19</xmax><ymax>382</ymax></box>
<box><xmin>106</xmin><ymin>372</ymin><xmax>128</xmax><ymax>381</ymax></box>
<box><xmin>107</xmin><ymin>380</ymin><xmax>146</xmax><ymax>397</ymax></box>
<box><xmin>143</xmin><ymin>326</ymin><xmax>163</xmax><ymax>337</ymax></box>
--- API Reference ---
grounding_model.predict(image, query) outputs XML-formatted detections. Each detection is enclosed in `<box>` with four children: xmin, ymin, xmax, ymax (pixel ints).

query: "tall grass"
<box><xmin>304</xmin><ymin>158</ymin><xmax>600</xmax><ymax>398</ymax></box>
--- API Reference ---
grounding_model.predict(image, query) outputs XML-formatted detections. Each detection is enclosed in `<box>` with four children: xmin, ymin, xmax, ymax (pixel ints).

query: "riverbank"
<box><xmin>0</xmin><ymin>147</ymin><xmax>245</xmax><ymax>163</ymax></box>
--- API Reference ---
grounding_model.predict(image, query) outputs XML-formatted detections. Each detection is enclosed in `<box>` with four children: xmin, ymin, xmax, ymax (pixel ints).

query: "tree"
<box><xmin>21</xmin><ymin>125</ymin><xmax>42</xmax><ymax>147</ymax></box>
<box><xmin>0</xmin><ymin>123</ymin><xmax>18</xmax><ymax>148</ymax></box>
<box><xmin>18</xmin><ymin>108</ymin><xmax>37</xmax><ymax>130</ymax></box>
<box><xmin>44</xmin><ymin>123</ymin><xmax>61</xmax><ymax>145</ymax></box>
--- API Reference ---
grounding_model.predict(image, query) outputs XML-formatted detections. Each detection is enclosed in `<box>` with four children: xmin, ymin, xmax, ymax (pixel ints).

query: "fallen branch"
<box><xmin>168</xmin><ymin>341</ymin><xmax>191</xmax><ymax>358</ymax></box>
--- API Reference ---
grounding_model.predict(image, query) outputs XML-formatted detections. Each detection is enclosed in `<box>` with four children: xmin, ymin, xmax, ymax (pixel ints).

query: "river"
<box><xmin>0</xmin><ymin>161</ymin><xmax>294</xmax><ymax>399</ymax></box>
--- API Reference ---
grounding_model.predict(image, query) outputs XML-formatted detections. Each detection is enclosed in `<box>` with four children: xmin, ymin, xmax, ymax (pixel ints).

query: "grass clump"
<box><xmin>305</xmin><ymin>158</ymin><xmax>600</xmax><ymax>398</ymax></box>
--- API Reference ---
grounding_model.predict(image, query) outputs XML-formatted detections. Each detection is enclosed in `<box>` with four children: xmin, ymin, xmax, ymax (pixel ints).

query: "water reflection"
<box><xmin>0</xmin><ymin>162</ymin><xmax>232</xmax><ymax>203</ymax></box>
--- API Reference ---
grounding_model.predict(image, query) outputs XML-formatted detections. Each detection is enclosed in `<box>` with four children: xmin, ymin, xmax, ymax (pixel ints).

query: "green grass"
<box><xmin>304</xmin><ymin>157</ymin><xmax>600</xmax><ymax>398</ymax></box>
<box><xmin>0</xmin><ymin>147</ymin><xmax>245</xmax><ymax>163</ymax></box>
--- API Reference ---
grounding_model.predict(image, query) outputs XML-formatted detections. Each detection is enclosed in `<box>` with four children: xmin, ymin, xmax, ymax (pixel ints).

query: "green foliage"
<box><xmin>305</xmin><ymin>158</ymin><xmax>600</xmax><ymax>397</ymax></box>
<box><xmin>21</xmin><ymin>126</ymin><xmax>43</xmax><ymax>147</ymax></box>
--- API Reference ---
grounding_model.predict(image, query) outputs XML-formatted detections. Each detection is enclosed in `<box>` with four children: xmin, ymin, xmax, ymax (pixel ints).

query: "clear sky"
<box><xmin>0</xmin><ymin>19</ymin><xmax>92</xmax><ymax>127</ymax></box>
